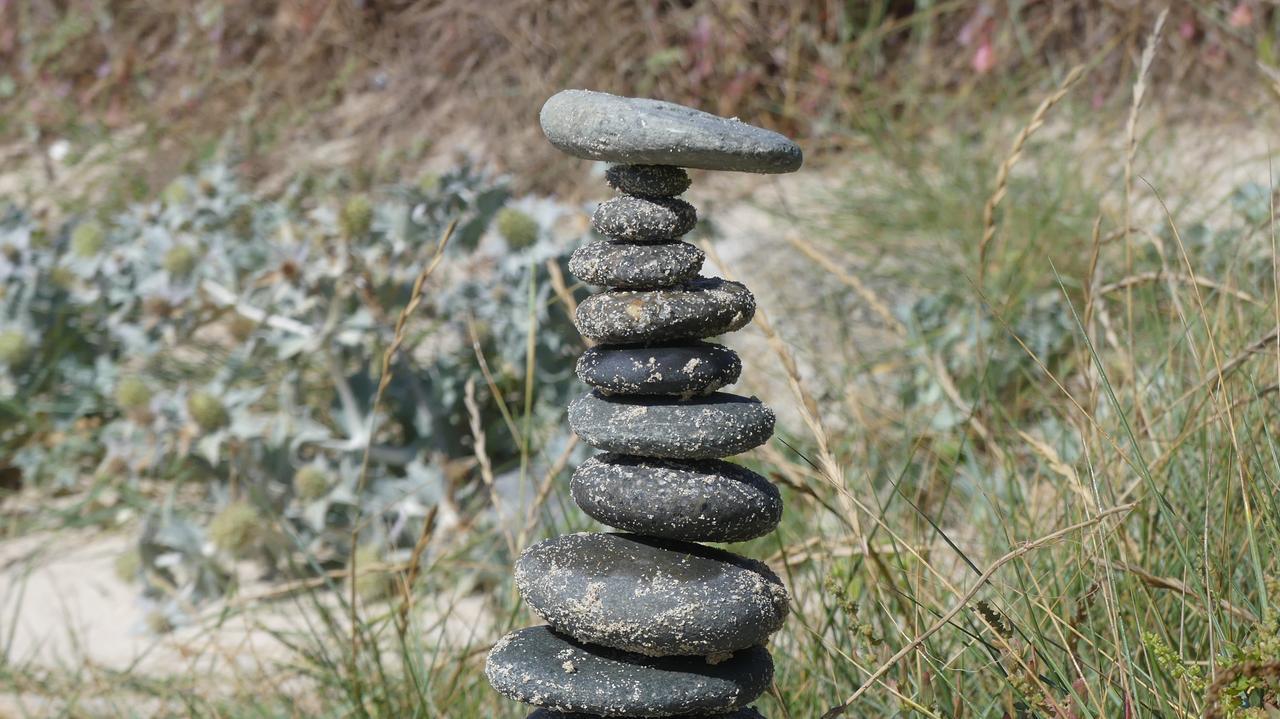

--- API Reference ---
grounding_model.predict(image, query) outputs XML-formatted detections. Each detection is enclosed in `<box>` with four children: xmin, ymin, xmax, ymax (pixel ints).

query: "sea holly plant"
<box><xmin>0</xmin><ymin>160</ymin><xmax>587</xmax><ymax>624</ymax></box>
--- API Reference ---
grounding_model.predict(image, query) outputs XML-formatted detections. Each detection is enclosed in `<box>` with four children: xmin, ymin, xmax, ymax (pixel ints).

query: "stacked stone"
<box><xmin>486</xmin><ymin>90</ymin><xmax>802</xmax><ymax>718</ymax></box>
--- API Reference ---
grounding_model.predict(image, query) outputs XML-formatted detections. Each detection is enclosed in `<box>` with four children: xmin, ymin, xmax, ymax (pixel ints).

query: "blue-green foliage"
<box><xmin>0</xmin><ymin>162</ymin><xmax>586</xmax><ymax>619</ymax></box>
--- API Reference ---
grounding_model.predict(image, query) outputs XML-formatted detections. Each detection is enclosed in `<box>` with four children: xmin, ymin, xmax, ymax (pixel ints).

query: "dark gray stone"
<box><xmin>592</xmin><ymin>195</ymin><xmax>697</xmax><ymax>242</ymax></box>
<box><xmin>576</xmin><ymin>342</ymin><xmax>739</xmax><ymax>397</ymax></box>
<box><xmin>486</xmin><ymin>626</ymin><xmax>772</xmax><ymax>715</ymax></box>
<box><xmin>575</xmin><ymin>277</ymin><xmax>755</xmax><ymax>344</ymax></box>
<box><xmin>516</xmin><ymin>533</ymin><xmax>789</xmax><ymax>656</ymax></box>
<box><xmin>568</xmin><ymin>391</ymin><xmax>775</xmax><ymax>459</ymax></box>
<box><xmin>605</xmin><ymin>164</ymin><xmax>692</xmax><ymax>198</ymax></box>
<box><xmin>572</xmin><ymin>454</ymin><xmax>781</xmax><ymax>542</ymax></box>
<box><xmin>540</xmin><ymin>90</ymin><xmax>803</xmax><ymax>174</ymax></box>
<box><xmin>569</xmin><ymin>241</ymin><xmax>704</xmax><ymax>289</ymax></box>
<box><xmin>527</xmin><ymin>708</ymin><xmax>765</xmax><ymax>718</ymax></box>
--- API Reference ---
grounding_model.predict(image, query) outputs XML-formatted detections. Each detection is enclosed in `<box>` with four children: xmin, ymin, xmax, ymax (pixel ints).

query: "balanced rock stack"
<box><xmin>485</xmin><ymin>90</ymin><xmax>802</xmax><ymax>718</ymax></box>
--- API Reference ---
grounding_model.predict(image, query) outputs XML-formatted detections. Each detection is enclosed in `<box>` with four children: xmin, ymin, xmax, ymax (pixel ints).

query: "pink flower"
<box><xmin>1229</xmin><ymin>2</ymin><xmax>1253</xmax><ymax>28</ymax></box>
<box><xmin>973</xmin><ymin>39</ymin><xmax>996</xmax><ymax>74</ymax></box>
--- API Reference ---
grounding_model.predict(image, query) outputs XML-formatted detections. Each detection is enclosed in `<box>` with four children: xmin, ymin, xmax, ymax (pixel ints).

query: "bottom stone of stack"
<box><xmin>486</xmin><ymin>626</ymin><xmax>772</xmax><ymax>717</ymax></box>
<box><xmin>527</xmin><ymin>709</ymin><xmax>765</xmax><ymax>718</ymax></box>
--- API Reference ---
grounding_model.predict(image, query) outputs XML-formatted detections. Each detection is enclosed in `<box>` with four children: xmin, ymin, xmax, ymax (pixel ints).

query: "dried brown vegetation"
<box><xmin>2</xmin><ymin>1</ymin><xmax>1273</xmax><ymax>191</ymax></box>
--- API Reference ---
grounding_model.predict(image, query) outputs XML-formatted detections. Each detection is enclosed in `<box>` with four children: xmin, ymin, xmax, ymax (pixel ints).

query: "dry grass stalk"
<box><xmin>977</xmin><ymin>64</ymin><xmax>1085</xmax><ymax>285</ymax></box>
<box><xmin>787</xmin><ymin>231</ymin><xmax>1007</xmax><ymax>462</ymax></box>
<box><xmin>348</xmin><ymin>219</ymin><xmax>455</xmax><ymax>678</ymax></box>
<box><xmin>787</xmin><ymin>233</ymin><xmax>904</xmax><ymax>336</ymax></box>
<box><xmin>545</xmin><ymin>258</ymin><xmax>583</xmax><ymax>334</ymax></box>
<box><xmin>698</xmin><ymin>239</ymin><xmax>858</xmax><ymax>535</ymax></box>
<box><xmin>822</xmin><ymin>504</ymin><xmax>1134</xmax><ymax>717</ymax></box>
<box><xmin>466</xmin><ymin>317</ymin><xmax>524</xmax><ymax>447</ymax></box>
<box><xmin>518</xmin><ymin>434</ymin><xmax>580</xmax><ymax>548</ymax></box>
<box><xmin>395</xmin><ymin>505</ymin><xmax>439</xmax><ymax>634</ymax></box>
<box><xmin>1097</xmin><ymin>271</ymin><xmax>1261</xmax><ymax>305</ymax></box>
<box><xmin>464</xmin><ymin>376</ymin><xmax>514</xmax><ymax>559</ymax></box>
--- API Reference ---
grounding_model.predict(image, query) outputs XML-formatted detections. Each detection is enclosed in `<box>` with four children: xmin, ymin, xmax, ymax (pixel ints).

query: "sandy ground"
<box><xmin>0</xmin><ymin>526</ymin><xmax>490</xmax><ymax>713</ymax></box>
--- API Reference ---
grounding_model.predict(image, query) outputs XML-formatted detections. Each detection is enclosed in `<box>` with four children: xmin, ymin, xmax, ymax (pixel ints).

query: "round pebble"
<box><xmin>516</xmin><ymin>533</ymin><xmax>788</xmax><ymax>656</ymax></box>
<box><xmin>540</xmin><ymin>90</ymin><xmax>803</xmax><ymax>174</ymax></box>
<box><xmin>527</xmin><ymin>708</ymin><xmax>765</xmax><ymax>718</ymax></box>
<box><xmin>575</xmin><ymin>277</ymin><xmax>755</xmax><ymax>344</ymax></box>
<box><xmin>576</xmin><ymin>342</ymin><xmax>740</xmax><ymax>397</ymax></box>
<box><xmin>570</xmin><ymin>241</ymin><xmax>704</xmax><ymax>289</ymax></box>
<box><xmin>572</xmin><ymin>454</ymin><xmax>781</xmax><ymax>542</ymax></box>
<box><xmin>605</xmin><ymin>164</ymin><xmax>692</xmax><ymax>197</ymax></box>
<box><xmin>592</xmin><ymin>195</ymin><xmax>697</xmax><ymax>242</ymax></box>
<box><xmin>488</xmin><ymin>626</ymin><xmax>771</xmax><ymax>716</ymax></box>
<box><xmin>568</xmin><ymin>391</ymin><xmax>775</xmax><ymax>459</ymax></box>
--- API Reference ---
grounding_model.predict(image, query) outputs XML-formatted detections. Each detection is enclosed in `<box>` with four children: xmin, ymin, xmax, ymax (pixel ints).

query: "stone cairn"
<box><xmin>485</xmin><ymin>90</ymin><xmax>803</xmax><ymax>718</ymax></box>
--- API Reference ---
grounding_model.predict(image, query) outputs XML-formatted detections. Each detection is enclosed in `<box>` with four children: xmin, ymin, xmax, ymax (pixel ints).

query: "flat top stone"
<box><xmin>487</xmin><ymin>625</ymin><xmax>773</xmax><ymax>716</ymax></box>
<box><xmin>516</xmin><ymin>532</ymin><xmax>789</xmax><ymax>657</ymax></box>
<box><xmin>541</xmin><ymin>90</ymin><xmax>802</xmax><ymax>174</ymax></box>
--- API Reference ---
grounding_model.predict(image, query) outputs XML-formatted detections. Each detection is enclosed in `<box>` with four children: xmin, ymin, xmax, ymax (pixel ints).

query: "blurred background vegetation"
<box><xmin>5</xmin><ymin>1</ymin><xmax>1280</xmax><ymax>718</ymax></box>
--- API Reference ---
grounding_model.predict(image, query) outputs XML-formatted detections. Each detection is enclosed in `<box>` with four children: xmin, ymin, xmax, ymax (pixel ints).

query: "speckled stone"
<box><xmin>569</xmin><ymin>241</ymin><xmax>704</xmax><ymax>289</ymax></box>
<box><xmin>487</xmin><ymin>626</ymin><xmax>772</xmax><ymax>716</ymax></box>
<box><xmin>575</xmin><ymin>278</ymin><xmax>755</xmax><ymax>344</ymax></box>
<box><xmin>540</xmin><ymin>90</ymin><xmax>803</xmax><ymax>174</ymax></box>
<box><xmin>516</xmin><ymin>533</ymin><xmax>788</xmax><ymax>656</ymax></box>
<box><xmin>527</xmin><ymin>708</ymin><xmax>766</xmax><ymax>719</ymax></box>
<box><xmin>592</xmin><ymin>195</ymin><xmax>697</xmax><ymax>242</ymax></box>
<box><xmin>572</xmin><ymin>454</ymin><xmax>781</xmax><ymax>542</ymax></box>
<box><xmin>605</xmin><ymin>164</ymin><xmax>692</xmax><ymax>198</ymax></box>
<box><xmin>568</xmin><ymin>391</ymin><xmax>774</xmax><ymax>459</ymax></box>
<box><xmin>576</xmin><ymin>342</ymin><xmax>740</xmax><ymax>397</ymax></box>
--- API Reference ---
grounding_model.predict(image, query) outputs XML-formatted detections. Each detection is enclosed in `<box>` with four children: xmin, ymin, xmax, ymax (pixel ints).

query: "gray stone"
<box><xmin>528</xmin><ymin>707</ymin><xmax>765</xmax><ymax>718</ymax></box>
<box><xmin>516</xmin><ymin>533</ymin><xmax>789</xmax><ymax>656</ymax></box>
<box><xmin>568</xmin><ymin>391</ymin><xmax>775</xmax><ymax>459</ymax></box>
<box><xmin>575</xmin><ymin>277</ymin><xmax>755</xmax><ymax>344</ymax></box>
<box><xmin>576</xmin><ymin>342</ymin><xmax>739</xmax><ymax>397</ymax></box>
<box><xmin>572</xmin><ymin>454</ymin><xmax>781</xmax><ymax>542</ymax></box>
<box><xmin>592</xmin><ymin>195</ymin><xmax>697</xmax><ymax>242</ymax></box>
<box><xmin>487</xmin><ymin>626</ymin><xmax>772</xmax><ymax>716</ymax></box>
<box><xmin>569</xmin><ymin>241</ymin><xmax>704</xmax><ymax>289</ymax></box>
<box><xmin>605</xmin><ymin>164</ymin><xmax>692</xmax><ymax>197</ymax></box>
<box><xmin>540</xmin><ymin>90</ymin><xmax>803</xmax><ymax>174</ymax></box>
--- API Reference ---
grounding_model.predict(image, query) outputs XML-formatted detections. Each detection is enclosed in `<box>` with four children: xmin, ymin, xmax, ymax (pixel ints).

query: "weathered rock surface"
<box><xmin>486</xmin><ymin>625</ymin><xmax>773</xmax><ymax>716</ymax></box>
<box><xmin>572</xmin><ymin>454</ymin><xmax>781</xmax><ymax>542</ymax></box>
<box><xmin>516</xmin><ymin>533</ymin><xmax>789</xmax><ymax>656</ymax></box>
<box><xmin>570</xmin><ymin>241</ymin><xmax>704</xmax><ymax>289</ymax></box>
<box><xmin>592</xmin><ymin>195</ymin><xmax>697</xmax><ymax>242</ymax></box>
<box><xmin>576</xmin><ymin>342</ymin><xmax>739</xmax><ymax>397</ymax></box>
<box><xmin>568</xmin><ymin>391</ymin><xmax>775</xmax><ymax>459</ymax></box>
<box><xmin>575</xmin><ymin>278</ymin><xmax>755</xmax><ymax>344</ymax></box>
<box><xmin>540</xmin><ymin>90</ymin><xmax>803</xmax><ymax>174</ymax></box>
<box><xmin>605</xmin><ymin>164</ymin><xmax>692</xmax><ymax>197</ymax></box>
